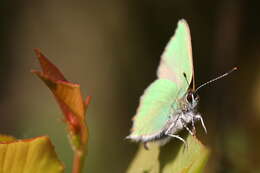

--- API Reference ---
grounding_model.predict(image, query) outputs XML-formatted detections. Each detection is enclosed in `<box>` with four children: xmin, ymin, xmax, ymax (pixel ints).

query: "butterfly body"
<box><xmin>128</xmin><ymin>88</ymin><xmax>203</xmax><ymax>144</ymax></box>
<box><xmin>127</xmin><ymin>19</ymin><xmax>206</xmax><ymax>146</ymax></box>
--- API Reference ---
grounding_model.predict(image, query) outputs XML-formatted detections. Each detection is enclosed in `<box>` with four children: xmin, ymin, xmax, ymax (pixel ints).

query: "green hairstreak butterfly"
<box><xmin>126</xmin><ymin>19</ymin><xmax>237</xmax><ymax>148</ymax></box>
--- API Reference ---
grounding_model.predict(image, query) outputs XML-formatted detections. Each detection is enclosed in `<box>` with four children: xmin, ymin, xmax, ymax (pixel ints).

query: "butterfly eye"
<box><xmin>186</xmin><ymin>93</ymin><xmax>193</xmax><ymax>103</ymax></box>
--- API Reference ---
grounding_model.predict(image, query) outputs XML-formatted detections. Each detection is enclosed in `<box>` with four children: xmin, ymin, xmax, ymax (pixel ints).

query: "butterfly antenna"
<box><xmin>195</xmin><ymin>67</ymin><xmax>238</xmax><ymax>93</ymax></box>
<box><xmin>183</xmin><ymin>73</ymin><xmax>190</xmax><ymax>86</ymax></box>
<box><xmin>192</xmin><ymin>68</ymin><xmax>196</xmax><ymax>90</ymax></box>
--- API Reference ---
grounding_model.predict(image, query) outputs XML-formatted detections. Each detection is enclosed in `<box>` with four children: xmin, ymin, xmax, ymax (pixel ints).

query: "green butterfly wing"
<box><xmin>129</xmin><ymin>79</ymin><xmax>178</xmax><ymax>139</ymax></box>
<box><xmin>128</xmin><ymin>19</ymin><xmax>194</xmax><ymax>141</ymax></box>
<box><xmin>157</xmin><ymin>19</ymin><xmax>194</xmax><ymax>95</ymax></box>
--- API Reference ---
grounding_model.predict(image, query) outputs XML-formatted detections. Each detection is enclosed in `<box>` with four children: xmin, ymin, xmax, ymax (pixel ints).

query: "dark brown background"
<box><xmin>0</xmin><ymin>0</ymin><xmax>259</xmax><ymax>172</ymax></box>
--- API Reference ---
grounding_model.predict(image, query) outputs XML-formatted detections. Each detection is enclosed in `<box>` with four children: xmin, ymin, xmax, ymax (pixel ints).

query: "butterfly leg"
<box><xmin>165</xmin><ymin>121</ymin><xmax>187</xmax><ymax>148</ymax></box>
<box><xmin>180</xmin><ymin>118</ymin><xmax>194</xmax><ymax>136</ymax></box>
<box><xmin>144</xmin><ymin>142</ymin><xmax>149</xmax><ymax>150</ymax></box>
<box><xmin>167</xmin><ymin>134</ymin><xmax>187</xmax><ymax>148</ymax></box>
<box><xmin>165</xmin><ymin>121</ymin><xmax>176</xmax><ymax>135</ymax></box>
<box><xmin>195</xmin><ymin>115</ymin><xmax>207</xmax><ymax>134</ymax></box>
<box><xmin>191</xmin><ymin>117</ymin><xmax>196</xmax><ymax>134</ymax></box>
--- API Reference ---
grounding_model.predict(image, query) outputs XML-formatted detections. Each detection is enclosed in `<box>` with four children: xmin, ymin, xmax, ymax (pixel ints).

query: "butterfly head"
<box><xmin>185</xmin><ymin>90</ymin><xmax>199</xmax><ymax>110</ymax></box>
<box><xmin>182</xmin><ymin>72</ymin><xmax>199</xmax><ymax>110</ymax></box>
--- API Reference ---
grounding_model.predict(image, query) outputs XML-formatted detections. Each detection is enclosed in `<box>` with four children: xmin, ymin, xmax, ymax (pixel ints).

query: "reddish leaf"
<box><xmin>31</xmin><ymin>49</ymin><xmax>90</xmax><ymax>135</ymax></box>
<box><xmin>34</xmin><ymin>49</ymin><xmax>66</xmax><ymax>81</ymax></box>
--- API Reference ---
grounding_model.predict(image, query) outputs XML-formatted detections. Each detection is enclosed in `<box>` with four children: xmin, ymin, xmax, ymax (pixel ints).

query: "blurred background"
<box><xmin>0</xmin><ymin>0</ymin><xmax>259</xmax><ymax>172</ymax></box>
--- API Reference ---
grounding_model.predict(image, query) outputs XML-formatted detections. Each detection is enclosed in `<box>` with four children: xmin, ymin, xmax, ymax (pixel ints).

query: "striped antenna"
<box><xmin>195</xmin><ymin>67</ymin><xmax>238</xmax><ymax>93</ymax></box>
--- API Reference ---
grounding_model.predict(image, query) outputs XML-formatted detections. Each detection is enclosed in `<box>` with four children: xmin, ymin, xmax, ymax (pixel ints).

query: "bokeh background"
<box><xmin>0</xmin><ymin>0</ymin><xmax>259</xmax><ymax>172</ymax></box>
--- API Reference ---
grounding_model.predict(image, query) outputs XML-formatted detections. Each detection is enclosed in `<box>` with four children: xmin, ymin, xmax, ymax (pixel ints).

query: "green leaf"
<box><xmin>0</xmin><ymin>136</ymin><xmax>64</xmax><ymax>173</ymax></box>
<box><xmin>127</xmin><ymin>135</ymin><xmax>209</xmax><ymax>173</ymax></box>
<box><xmin>0</xmin><ymin>134</ymin><xmax>16</xmax><ymax>142</ymax></box>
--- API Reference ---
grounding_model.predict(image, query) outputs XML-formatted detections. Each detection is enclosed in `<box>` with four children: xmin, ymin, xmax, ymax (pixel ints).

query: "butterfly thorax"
<box><xmin>164</xmin><ymin>90</ymin><xmax>200</xmax><ymax>136</ymax></box>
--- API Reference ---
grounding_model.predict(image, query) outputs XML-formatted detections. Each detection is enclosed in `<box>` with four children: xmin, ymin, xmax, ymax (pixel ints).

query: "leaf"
<box><xmin>31</xmin><ymin>49</ymin><xmax>90</xmax><ymax>136</ymax></box>
<box><xmin>127</xmin><ymin>135</ymin><xmax>209</xmax><ymax>173</ymax></box>
<box><xmin>0</xmin><ymin>134</ymin><xmax>16</xmax><ymax>142</ymax></box>
<box><xmin>0</xmin><ymin>136</ymin><xmax>64</xmax><ymax>173</ymax></box>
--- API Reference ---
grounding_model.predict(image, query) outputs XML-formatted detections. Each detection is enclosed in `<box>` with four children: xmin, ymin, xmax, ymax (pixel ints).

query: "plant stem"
<box><xmin>71</xmin><ymin>97</ymin><xmax>91</xmax><ymax>173</ymax></box>
<box><xmin>72</xmin><ymin>149</ymin><xmax>85</xmax><ymax>173</ymax></box>
<box><xmin>71</xmin><ymin>123</ymin><xmax>88</xmax><ymax>173</ymax></box>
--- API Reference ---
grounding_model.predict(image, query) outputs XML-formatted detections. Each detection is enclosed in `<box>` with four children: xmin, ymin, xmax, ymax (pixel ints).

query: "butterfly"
<box><xmin>126</xmin><ymin>19</ymin><xmax>207</xmax><ymax>148</ymax></box>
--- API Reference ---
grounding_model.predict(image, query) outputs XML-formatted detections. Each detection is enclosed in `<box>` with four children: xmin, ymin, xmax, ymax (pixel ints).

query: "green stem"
<box><xmin>71</xmin><ymin>96</ymin><xmax>91</xmax><ymax>173</ymax></box>
<box><xmin>71</xmin><ymin>124</ymin><xmax>88</xmax><ymax>173</ymax></box>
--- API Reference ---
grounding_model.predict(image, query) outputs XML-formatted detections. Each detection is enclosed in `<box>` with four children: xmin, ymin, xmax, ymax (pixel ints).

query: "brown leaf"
<box><xmin>31</xmin><ymin>49</ymin><xmax>90</xmax><ymax>134</ymax></box>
